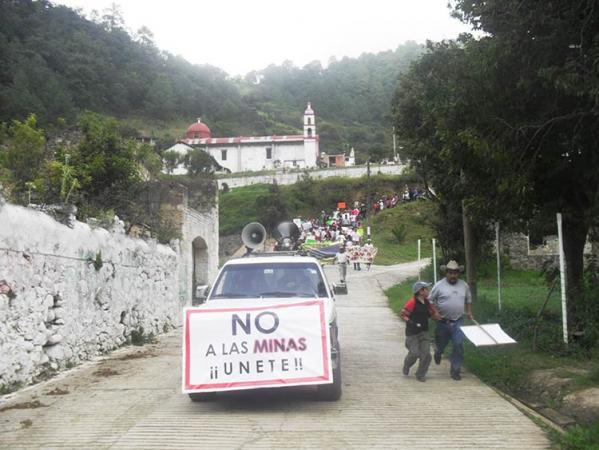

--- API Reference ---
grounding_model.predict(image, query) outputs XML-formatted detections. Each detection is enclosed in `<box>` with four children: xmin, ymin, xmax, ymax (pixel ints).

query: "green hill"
<box><xmin>0</xmin><ymin>1</ymin><xmax>424</xmax><ymax>161</ymax></box>
<box><xmin>219</xmin><ymin>175</ymin><xmax>436</xmax><ymax>265</ymax></box>
<box><xmin>370</xmin><ymin>200</ymin><xmax>436</xmax><ymax>265</ymax></box>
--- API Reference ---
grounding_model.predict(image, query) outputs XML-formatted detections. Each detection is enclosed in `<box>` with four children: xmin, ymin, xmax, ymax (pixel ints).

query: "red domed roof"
<box><xmin>186</xmin><ymin>118</ymin><xmax>212</xmax><ymax>139</ymax></box>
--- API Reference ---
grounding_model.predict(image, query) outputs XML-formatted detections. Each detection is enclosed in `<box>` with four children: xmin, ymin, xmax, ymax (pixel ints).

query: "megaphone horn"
<box><xmin>241</xmin><ymin>222</ymin><xmax>266</xmax><ymax>249</ymax></box>
<box><xmin>273</xmin><ymin>221</ymin><xmax>300</xmax><ymax>243</ymax></box>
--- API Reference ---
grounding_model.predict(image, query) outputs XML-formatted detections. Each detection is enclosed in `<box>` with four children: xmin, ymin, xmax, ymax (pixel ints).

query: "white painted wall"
<box><xmin>0</xmin><ymin>203</ymin><xmax>182</xmax><ymax>390</ymax></box>
<box><xmin>0</xmin><ymin>195</ymin><xmax>219</xmax><ymax>391</ymax></box>
<box><xmin>217</xmin><ymin>164</ymin><xmax>405</xmax><ymax>190</ymax></box>
<box><xmin>205</xmin><ymin>142</ymin><xmax>312</xmax><ymax>172</ymax></box>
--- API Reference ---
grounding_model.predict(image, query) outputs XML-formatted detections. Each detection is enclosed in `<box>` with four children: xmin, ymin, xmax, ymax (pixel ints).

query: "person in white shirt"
<box><xmin>363</xmin><ymin>239</ymin><xmax>375</xmax><ymax>270</ymax></box>
<box><xmin>334</xmin><ymin>246</ymin><xmax>348</xmax><ymax>283</ymax></box>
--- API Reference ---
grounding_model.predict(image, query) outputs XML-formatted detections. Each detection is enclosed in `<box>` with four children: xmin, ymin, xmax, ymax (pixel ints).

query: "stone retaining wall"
<box><xmin>0</xmin><ymin>202</ymin><xmax>182</xmax><ymax>391</ymax></box>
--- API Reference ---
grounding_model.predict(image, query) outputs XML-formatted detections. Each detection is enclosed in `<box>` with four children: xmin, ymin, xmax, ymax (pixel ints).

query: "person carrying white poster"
<box><xmin>460</xmin><ymin>321</ymin><xmax>517</xmax><ymax>347</ymax></box>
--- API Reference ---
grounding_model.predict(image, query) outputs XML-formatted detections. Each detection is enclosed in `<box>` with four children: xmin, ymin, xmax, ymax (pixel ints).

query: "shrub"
<box><xmin>558</xmin><ymin>423</ymin><xmax>599</xmax><ymax>450</ymax></box>
<box><xmin>391</xmin><ymin>224</ymin><xmax>407</xmax><ymax>244</ymax></box>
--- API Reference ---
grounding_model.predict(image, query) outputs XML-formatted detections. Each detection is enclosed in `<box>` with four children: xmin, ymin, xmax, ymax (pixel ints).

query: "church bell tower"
<box><xmin>303</xmin><ymin>102</ymin><xmax>316</xmax><ymax>139</ymax></box>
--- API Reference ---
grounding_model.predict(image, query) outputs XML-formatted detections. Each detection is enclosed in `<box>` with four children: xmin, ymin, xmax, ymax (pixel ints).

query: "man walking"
<box><xmin>429</xmin><ymin>260</ymin><xmax>474</xmax><ymax>381</ymax></box>
<box><xmin>334</xmin><ymin>245</ymin><xmax>348</xmax><ymax>283</ymax></box>
<box><xmin>401</xmin><ymin>281</ymin><xmax>440</xmax><ymax>382</ymax></box>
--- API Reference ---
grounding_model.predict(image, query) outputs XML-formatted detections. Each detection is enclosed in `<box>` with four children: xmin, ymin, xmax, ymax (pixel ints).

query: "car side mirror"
<box><xmin>193</xmin><ymin>285</ymin><xmax>209</xmax><ymax>306</ymax></box>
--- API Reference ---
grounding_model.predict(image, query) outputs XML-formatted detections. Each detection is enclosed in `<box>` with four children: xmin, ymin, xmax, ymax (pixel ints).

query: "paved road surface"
<box><xmin>0</xmin><ymin>261</ymin><xmax>549</xmax><ymax>449</ymax></box>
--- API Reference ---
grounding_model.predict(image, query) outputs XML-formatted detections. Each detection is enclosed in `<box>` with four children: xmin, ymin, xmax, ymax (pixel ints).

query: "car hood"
<box><xmin>200</xmin><ymin>297</ymin><xmax>336</xmax><ymax>324</ymax></box>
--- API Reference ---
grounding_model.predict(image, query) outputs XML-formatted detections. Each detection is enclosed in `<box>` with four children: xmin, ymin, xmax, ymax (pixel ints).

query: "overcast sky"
<box><xmin>52</xmin><ymin>0</ymin><xmax>473</xmax><ymax>76</ymax></box>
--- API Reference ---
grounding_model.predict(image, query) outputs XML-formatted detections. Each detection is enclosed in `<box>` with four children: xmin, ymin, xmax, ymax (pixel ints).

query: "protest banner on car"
<box><xmin>182</xmin><ymin>300</ymin><xmax>332</xmax><ymax>393</ymax></box>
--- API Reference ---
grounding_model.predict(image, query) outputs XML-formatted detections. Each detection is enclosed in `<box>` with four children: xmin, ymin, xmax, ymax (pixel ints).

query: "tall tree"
<box><xmin>394</xmin><ymin>1</ymin><xmax>599</xmax><ymax>332</ymax></box>
<box><xmin>449</xmin><ymin>0</ymin><xmax>599</xmax><ymax>294</ymax></box>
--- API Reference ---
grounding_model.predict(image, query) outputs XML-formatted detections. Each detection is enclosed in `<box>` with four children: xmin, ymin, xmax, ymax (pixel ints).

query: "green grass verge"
<box><xmin>370</xmin><ymin>200</ymin><xmax>436</xmax><ymax>265</ymax></box>
<box><xmin>557</xmin><ymin>423</ymin><xmax>599</xmax><ymax>449</ymax></box>
<box><xmin>385</xmin><ymin>267</ymin><xmax>599</xmax><ymax>398</ymax></box>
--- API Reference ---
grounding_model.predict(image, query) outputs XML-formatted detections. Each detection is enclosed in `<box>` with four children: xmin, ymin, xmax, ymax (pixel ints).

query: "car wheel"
<box><xmin>317</xmin><ymin>353</ymin><xmax>342</xmax><ymax>401</ymax></box>
<box><xmin>188</xmin><ymin>392</ymin><xmax>217</xmax><ymax>402</ymax></box>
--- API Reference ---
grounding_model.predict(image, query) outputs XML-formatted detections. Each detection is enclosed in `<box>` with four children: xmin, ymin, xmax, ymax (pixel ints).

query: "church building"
<box><xmin>168</xmin><ymin>103</ymin><xmax>319</xmax><ymax>174</ymax></box>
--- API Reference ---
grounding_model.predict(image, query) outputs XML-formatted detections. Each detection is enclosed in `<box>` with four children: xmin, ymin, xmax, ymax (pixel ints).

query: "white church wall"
<box><xmin>303</xmin><ymin>140</ymin><xmax>319</xmax><ymax>167</ymax></box>
<box><xmin>274</xmin><ymin>142</ymin><xmax>308</xmax><ymax>168</ymax></box>
<box><xmin>204</xmin><ymin>142</ymin><xmax>310</xmax><ymax>172</ymax></box>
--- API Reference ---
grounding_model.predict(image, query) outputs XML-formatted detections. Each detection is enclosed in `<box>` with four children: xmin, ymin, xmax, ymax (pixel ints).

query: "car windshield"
<box><xmin>210</xmin><ymin>262</ymin><xmax>329</xmax><ymax>299</ymax></box>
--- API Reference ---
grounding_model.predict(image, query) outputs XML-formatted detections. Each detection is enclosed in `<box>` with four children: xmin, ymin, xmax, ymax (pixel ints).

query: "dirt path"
<box><xmin>0</xmin><ymin>261</ymin><xmax>549</xmax><ymax>449</ymax></box>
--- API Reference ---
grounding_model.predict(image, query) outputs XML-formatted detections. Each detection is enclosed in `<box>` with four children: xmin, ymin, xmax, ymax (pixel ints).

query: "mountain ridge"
<box><xmin>0</xmin><ymin>0</ymin><xmax>424</xmax><ymax>160</ymax></box>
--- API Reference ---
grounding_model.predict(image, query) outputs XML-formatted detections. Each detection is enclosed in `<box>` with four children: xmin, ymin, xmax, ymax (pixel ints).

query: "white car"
<box><xmin>190</xmin><ymin>255</ymin><xmax>342</xmax><ymax>401</ymax></box>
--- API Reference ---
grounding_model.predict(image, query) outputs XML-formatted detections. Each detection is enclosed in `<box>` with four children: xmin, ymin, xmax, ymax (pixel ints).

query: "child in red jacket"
<box><xmin>400</xmin><ymin>281</ymin><xmax>440</xmax><ymax>381</ymax></box>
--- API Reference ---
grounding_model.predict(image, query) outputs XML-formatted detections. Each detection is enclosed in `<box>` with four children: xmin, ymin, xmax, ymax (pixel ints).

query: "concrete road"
<box><xmin>0</xmin><ymin>261</ymin><xmax>550</xmax><ymax>449</ymax></box>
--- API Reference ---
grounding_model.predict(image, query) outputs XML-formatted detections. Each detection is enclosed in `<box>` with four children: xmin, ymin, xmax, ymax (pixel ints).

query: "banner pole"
<box><xmin>418</xmin><ymin>239</ymin><xmax>421</xmax><ymax>262</ymax></box>
<box><xmin>432</xmin><ymin>238</ymin><xmax>437</xmax><ymax>284</ymax></box>
<box><xmin>556</xmin><ymin>213</ymin><xmax>568</xmax><ymax>345</ymax></box>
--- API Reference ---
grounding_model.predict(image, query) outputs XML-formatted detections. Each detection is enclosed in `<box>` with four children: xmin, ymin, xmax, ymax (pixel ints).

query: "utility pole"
<box><xmin>462</xmin><ymin>200</ymin><xmax>477</xmax><ymax>301</ymax></box>
<box><xmin>461</xmin><ymin>170</ymin><xmax>477</xmax><ymax>301</ymax></box>
<box><xmin>366</xmin><ymin>160</ymin><xmax>371</xmax><ymax>227</ymax></box>
<box><xmin>392</xmin><ymin>126</ymin><xmax>397</xmax><ymax>162</ymax></box>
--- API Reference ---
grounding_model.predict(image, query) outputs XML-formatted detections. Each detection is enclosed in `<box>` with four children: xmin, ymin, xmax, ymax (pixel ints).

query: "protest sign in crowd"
<box><xmin>292</xmin><ymin>201</ymin><xmax>377</xmax><ymax>267</ymax></box>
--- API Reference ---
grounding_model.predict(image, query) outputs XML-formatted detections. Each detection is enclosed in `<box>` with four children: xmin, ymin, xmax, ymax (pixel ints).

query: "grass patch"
<box><xmin>385</xmin><ymin>280</ymin><xmax>417</xmax><ymax>315</ymax></box>
<box><xmin>370</xmin><ymin>201</ymin><xmax>437</xmax><ymax>265</ymax></box>
<box><xmin>384</xmin><ymin>266</ymin><xmax>599</xmax><ymax>400</ymax></box>
<box><xmin>558</xmin><ymin>423</ymin><xmax>599</xmax><ymax>450</ymax></box>
<box><xmin>218</xmin><ymin>173</ymin><xmax>424</xmax><ymax>239</ymax></box>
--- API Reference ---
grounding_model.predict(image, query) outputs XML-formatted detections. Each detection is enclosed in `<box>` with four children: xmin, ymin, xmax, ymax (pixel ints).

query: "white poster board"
<box><xmin>182</xmin><ymin>300</ymin><xmax>332</xmax><ymax>393</ymax></box>
<box><xmin>460</xmin><ymin>323</ymin><xmax>517</xmax><ymax>347</ymax></box>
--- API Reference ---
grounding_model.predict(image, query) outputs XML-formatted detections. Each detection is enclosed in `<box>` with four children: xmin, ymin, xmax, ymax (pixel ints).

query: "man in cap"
<box><xmin>429</xmin><ymin>260</ymin><xmax>473</xmax><ymax>380</ymax></box>
<box><xmin>400</xmin><ymin>281</ymin><xmax>440</xmax><ymax>382</ymax></box>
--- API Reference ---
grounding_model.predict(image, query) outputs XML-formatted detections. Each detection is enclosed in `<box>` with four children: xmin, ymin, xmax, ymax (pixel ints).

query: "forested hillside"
<box><xmin>0</xmin><ymin>0</ymin><xmax>423</xmax><ymax>160</ymax></box>
<box><xmin>0</xmin><ymin>0</ymin><xmax>261</xmax><ymax>138</ymax></box>
<box><xmin>243</xmin><ymin>44</ymin><xmax>424</xmax><ymax>158</ymax></box>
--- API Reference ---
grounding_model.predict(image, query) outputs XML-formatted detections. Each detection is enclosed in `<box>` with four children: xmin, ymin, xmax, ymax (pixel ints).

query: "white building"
<box><xmin>167</xmin><ymin>103</ymin><xmax>320</xmax><ymax>174</ymax></box>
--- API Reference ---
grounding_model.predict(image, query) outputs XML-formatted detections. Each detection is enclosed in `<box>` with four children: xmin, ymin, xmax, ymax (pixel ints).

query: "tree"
<box><xmin>449</xmin><ymin>0</ymin><xmax>599</xmax><ymax>296</ymax></box>
<box><xmin>73</xmin><ymin>112</ymin><xmax>140</xmax><ymax>206</ymax></box>
<box><xmin>255</xmin><ymin>181</ymin><xmax>288</xmax><ymax>232</ymax></box>
<box><xmin>101</xmin><ymin>2</ymin><xmax>125</xmax><ymax>31</ymax></box>
<box><xmin>184</xmin><ymin>149</ymin><xmax>218</xmax><ymax>176</ymax></box>
<box><xmin>163</xmin><ymin>150</ymin><xmax>180</xmax><ymax>174</ymax></box>
<box><xmin>3</xmin><ymin>114</ymin><xmax>46</xmax><ymax>193</ymax></box>
<box><xmin>135</xmin><ymin>26</ymin><xmax>155</xmax><ymax>48</ymax></box>
<box><xmin>394</xmin><ymin>1</ymin><xmax>599</xmax><ymax>331</ymax></box>
<box><xmin>144</xmin><ymin>75</ymin><xmax>176</xmax><ymax>119</ymax></box>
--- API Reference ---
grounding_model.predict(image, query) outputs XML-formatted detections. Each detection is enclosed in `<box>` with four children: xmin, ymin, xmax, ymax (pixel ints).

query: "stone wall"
<box><xmin>502</xmin><ymin>232</ymin><xmax>592</xmax><ymax>271</ymax></box>
<box><xmin>217</xmin><ymin>164</ymin><xmax>405</xmax><ymax>190</ymax></box>
<box><xmin>0</xmin><ymin>202</ymin><xmax>183</xmax><ymax>391</ymax></box>
<box><xmin>502</xmin><ymin>233</ymin><xmax>558</xmax><ymax>271</ymax></box>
